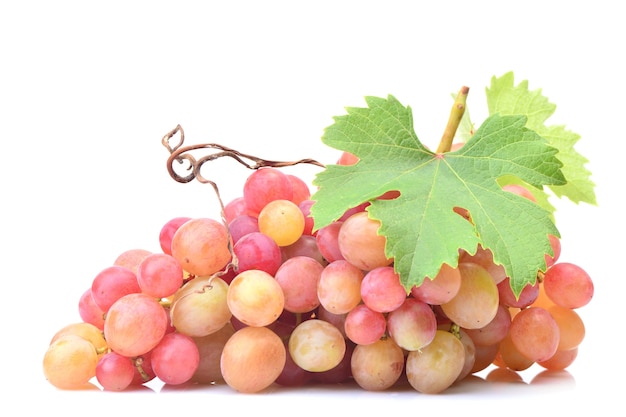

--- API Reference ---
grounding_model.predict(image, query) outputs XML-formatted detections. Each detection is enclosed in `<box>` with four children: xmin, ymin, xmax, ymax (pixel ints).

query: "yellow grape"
<box><xmin>227</xmin><ymin>269</ymin><xmax>284</xmax><ymax>327</ymax></box>
<box><xmin>43</xmin><ymin>334</ymin><xmax>98</xmax><ymax>390</ymax></box>
<box><xmin>351</xmin><ymin>337</ymin><xmax>404</xmax><ymax>391</ymax></box>
<box><xmin>258</xmin><ymin>199</ymin><xmax>305</xmax><ymax>247</ymax></box>
<box><xmin>405</xmin><ymin>330</ymin><xmax>465</xmax><ymax>394</ymax></box>
<box><xmin>50</xmin><ymin>322</ymin><xmax>107</xmax><ymax>358</ymax></box>
<box><xmin>170</xmin><ymin>276</ymin><xmax>232</xmax><ymax>337</ymax></box>
<box><xmin>289</xmin><ymin>319</ymin><xmax>346</xmax><ymax>372</ymax></box>
<box><xmin>441</xmin><ymin>262</ymin><xmax>499</xmax><ymax>329</ymax></box>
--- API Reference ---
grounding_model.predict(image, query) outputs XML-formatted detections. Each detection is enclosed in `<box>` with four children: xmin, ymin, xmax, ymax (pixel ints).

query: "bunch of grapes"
<box><xmin>42</xmin><ymin>150</ymin><xmax>594</xmax><ymax>394</ymax></box>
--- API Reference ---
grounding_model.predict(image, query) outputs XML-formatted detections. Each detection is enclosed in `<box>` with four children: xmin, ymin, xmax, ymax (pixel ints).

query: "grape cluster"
<box><xmin>43</xmin><ymin>151</ymin><xmax>594</xmax><ymax>394</ymax></box>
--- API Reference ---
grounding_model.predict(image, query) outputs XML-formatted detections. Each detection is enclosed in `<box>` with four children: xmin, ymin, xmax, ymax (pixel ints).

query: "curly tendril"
<box><xmin>162</xmin><ymin>124</ymin><xmax>325</xmax><ymax>185</ymax></box>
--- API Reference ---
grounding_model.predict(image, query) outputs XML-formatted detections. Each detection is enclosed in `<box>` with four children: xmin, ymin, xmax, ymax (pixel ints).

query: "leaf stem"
<box><xmin>436</xmin><ymin>86</ymin><xmax>469</xmax><ymax>153</ymax></box>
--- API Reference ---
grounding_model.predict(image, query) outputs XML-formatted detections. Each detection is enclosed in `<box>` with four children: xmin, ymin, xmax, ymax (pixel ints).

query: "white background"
<box><xmin>1</xmin><ymin>1</ymin><xmax>621</xmax><ymax>414</ymax></box>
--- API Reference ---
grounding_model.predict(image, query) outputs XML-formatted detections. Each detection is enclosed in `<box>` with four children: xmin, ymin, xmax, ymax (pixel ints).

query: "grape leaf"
<box><xmin>310</xmin><ymin>95</ymin><xmax>566</xmax><ymax>296</ymax></box>
<box><xmin>486</xmin><ymin>72</ymin><xmax>596</xmax><ymax>207</ymax></box>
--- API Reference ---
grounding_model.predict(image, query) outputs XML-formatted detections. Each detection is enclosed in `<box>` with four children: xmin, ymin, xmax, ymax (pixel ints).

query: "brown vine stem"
<box><xmin>161</xmin><ymin>124</ymin><xmax>326</xmax><ymax>273</ymax></box>
<box><xmin>436</xmin><ymin>86</ymin><xmax>470</xmax><ymax>154</ymax></box>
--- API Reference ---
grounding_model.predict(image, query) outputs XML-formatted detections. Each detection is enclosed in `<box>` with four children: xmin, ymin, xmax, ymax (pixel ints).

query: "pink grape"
<box><xmin>159</xmin><ymin>217</ymin><xmax>191</xmax><ymax>255</ymax></box>
<box><xmin>344</xmin><ymin>304</ymin><xmax>386</xmax><ymax>345</ymax></box>
<box><xmin>542</xmin><ymin>262</ymin><xmax>594</xmax><ymax>309</ymax></box>
<box><xmin>232</xmin><ymin>231</ymin><xmax>282</xmax><ymax>275</ymax></box>
<box><xmin>104</xmin><ymin>293</ymin><xmax>169</xmax><ymax>357</ymax></box>
<box><xmin>228</xmin><ymin>214</ymin><xmax>259</xmax><ymax>244</ymax></box>
<box><xmin>286</xmin><ymin>174</ymin><xmax>311</xmax><ymax>205</ymax></box>
<box><xmin>151</xmin><ymin>332</ymin><xmax>200</xmax><ymax>385</ymax></box>
<box><xmin>360</xmin><ymin>266</ymin><xmax>407</xmax><ymax>313</ymax></box>
<box><xmin>509</xmin><ymin>306</ymin><xmax>560</xmax><ymax>363</ymax></box>
<box><xmin>223</xmin><ymin>196</ymin><xmax>254</xmax><ymax>223</ymax></box>
<box><xmin>113</xmin><ymin>248</ymin><xmax>152</xmax><ymax>274</ymax></box>
<box><xmin>243</xmin><ymin>167</ymin><xmax>293</xmax><ymax>216</ymax></box>
<box><xmin>463</xmin><ymin>303</ymin><xmax>511</xmax><ymax>346</ymax></box>
<box><xmin>91</xmin><ymin>265</ymin><xmax>141</xmax><ymax>312</ymax></box>
<box><xmin>274</xmin><ymin>256</ymin><xmax>324</xmax><ymax>313</ymax></box>
<box><xmin>410</xmin><ymin>263</ymin><xmax>461</xmax><ymax>305</ymax></box>
<box><xmin>78</xmin><ymin>288</ymin><xmax>105</xmax><ymax>330</ymax></box>
<box><xmin>298</xmin><ymin>199</ymin><xmax>316</xmax><ymax>236</ymax></box>
<box><xmin>280</xmin><ymin>235</ymin><xmax>326</xmax><ymax>265</ymax></box>
<box><xmin>315</xmin><ymin>221</ymin><xmax>345</xmax><ymax>263</ymax></box>
<box><xmin>497</xmin><ymin>277</ymin><xmax>539</xmax><ymax>308</ymax></box>
<box><xmin>386</xmin><ymin>297</ymin><xmax>437</xmax><ymax>351</ymax></box>
<box><xmin>317</xmin><ymin>259</ymin><xmax>364</xmax><ymax>315</ymax></box>
<box><xmin>137</xmin><ymin>253</ymin><xmax>184</xmax><ymax>299</ymax></box>
<box><xmin>96</xmin><ymin>351</ymin><xmax>135</xmax><ymax>391</ymax></box>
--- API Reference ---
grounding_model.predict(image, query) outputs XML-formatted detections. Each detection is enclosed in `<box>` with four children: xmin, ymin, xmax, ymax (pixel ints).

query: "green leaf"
<box><xmin>486</xmin><ymin>72</ymin><xmax>596</xmax><ymax>207</ymax></box>
<box><xmin>311</xmin><ymin>95</ymin><xmax>566</xmax><ymax>296</ymax></box>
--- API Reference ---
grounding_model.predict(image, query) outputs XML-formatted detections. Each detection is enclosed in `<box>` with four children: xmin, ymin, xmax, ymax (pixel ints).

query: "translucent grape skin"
<box><xmin>360</xmin><ymin>266</ymin><xmax>407</xmax><ymax>313</ymax></box>
<box><xmin>96</xmin><ymin>351</ymin><xmax>135</xmax><ymax>391</ymax></box>
<box><xmin>548</xmin><ymin>304</ymin><xmax>585</xmax><ymax>350</ymax></box>
<box><xmin>137</xmin><ymin>253</ymin><xmax>184</xmax><ymax>299</ymax></box>
<box><xmin>159</xmin><ymin>216</ymin><xmax>191</xmax><ymax>255</ymax></box>
<box><xmin>344</xmin><ymin>304</ymin><xmax>387</xmax><ymax>345</ymax></box>
<box><xmin>228</xmin><ymin>214</ymin><xmax>259</xmax><ymax>244</ymax></box>
<box><xmin>405</xmin><ymin>330</ymin><xmax>465</xmax><ymax>394</ymax></box>
<box><xmin>509</xmin><ymin>306</ymin><xmax>560</xmax><ymax>363</ymax></box>
<box><xmin>537</xmin><ymin>347</ymin><xmax>578</xmax><ymax>371</ymax></box>
<box><xmin>275</xmin><ymin>339</ymin><xmax>315</xmax><ymax>387</ymax></box>
<box><xmin>113</xmin><ymin>248</ymin><xmax>152</xmax><ymax>274</ymax></box>
<box><xmin>286</xmin><ymin>174</ymin><xmax>311</xmax><ymax>205</ymax></box>
<box><xmin>43</xmin><ymin>334</ymin><xmax>98</xmax><ymax>390</ymax></box>
<box><xmin>169</xmin><ymin>276</ymin><xmax>232</xmax><ymax>337</ymax></box>
<box><xmin>274</xmin><ymin>255</ymin><xmax>324</xmax><ymax>313</ymax></box>
<box><xmin>463</xmin><ymin>304</ymin><xmax>511</xmax><ymax>347</ymax></box>
<box><xmin>258</xmin><ymin>199</ymin><xmax>305</xmax><ymax>247</ymax></box>
<box><xmin>440</xmin><ymin>262</ymin><xmax>499</xmax><ymax>329</ymax></box>
<box><xmin>104</xmin><ymin>293</ymin><xmax>169</xmax><ymax>357</ymax></box>
<box><xmin>386</xmin><ymin>298</ymin><xmax>437</xmax><ymax>351</ymax></box>
<box><xmin>497</xmin><ymin>277</ymin><xmax>539</xmax><ymax>309</ymax></box>
<box><xmin>50</xmin><ymin>322</ymin><xmax>108</xmax><ymax>358</ymax></box>
<box><xmin>281</xmin><ymin>235</ymin><xmax>326</xmax><ymax>265</ymax></box>
<box><xmin>496</xmin><ymin>333</ymin><xmax>535</xmax><ymax>371</ymax></box>
<box><xmin>232</xmin><ymin>231</ymin><xmax>282</xmax><ymax>276</ymax></box>
<box><xmin>317</xmin><ymin>259</ymin><xmax>364</xmax><ymax>315</ymax></box>
<box><xmin>338</xmin><ymin>212</ymin><xmax>393</xmax><ymax>271</ymax></box>
<box><xmin>151</xmin><ymin>332</ymin><xmax>200</xmax><ymax>385</ymax></box>
<box><xmin>227</xmin><ymin>269</ymin><xmax>285</xmax><ymax>327</ymax></box>
<box><xmin>170</xmin><ymin>217</ymin><xmax>232</xmax><ymax>277</ymax></box>
<box><xmin>77</xmin><ymin>288</ymin><xmax>105</xmax><ymax>330</ymax></box>
<box><xmin>315</xmin><ymin>221</ymin><xmax>345</xmax><ymax>263</ymax></box>
<box><xmin>191</xmin><ymin>322</ymin><xmax>235</xmax><ymax>384</ymax></box>
<box><xmin>289</xmin><ymin>319</ymin><xmax>346</xmax><ymax>372</ymax></box>
<box><xmin>410</xmin><ymin>263</ymin><xmax>461</xmax><ymax>305</ymax></box>
<box><xmin>542</xmin><ymin>262</ymin><xmax>594</xmax><ymax>309</ymax></box>
<box><xmin>243</xmin><ymin>167</ymin><xmax>294</xmax><ymax>216</ymax></box>
<box><xmin>91</xmin><ymin>265</ymin><xmax>141</xmax><ymax>313</ymax></box>
<box><xmin>221</xmin><ymin>326</ymin><xmax>286</xmax><ymax>393</ymax></box>
<box><xmin>351</xmin><ymin>338</ymin><xmax>404</xmax><ymax>391</ymax></box>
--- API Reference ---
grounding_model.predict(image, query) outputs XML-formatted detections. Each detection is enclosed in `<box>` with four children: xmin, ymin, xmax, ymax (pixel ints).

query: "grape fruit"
<box><xmin>43</xmin><ymin>160</ymin><xmax>594</xmax><ymax>395</ymax></box>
